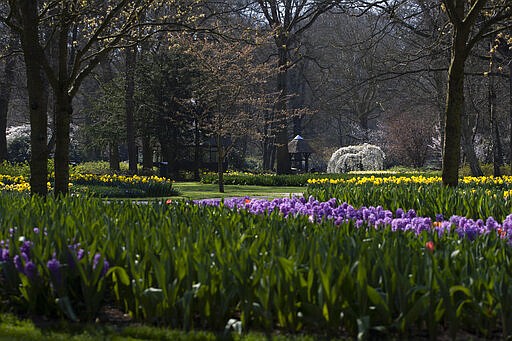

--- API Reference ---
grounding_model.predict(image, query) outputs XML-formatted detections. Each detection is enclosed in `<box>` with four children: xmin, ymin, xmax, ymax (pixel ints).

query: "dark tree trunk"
<box><xmin>293</xmin><ymin>116</ymin><xmax>302</xmax><ymax>137</ymax></box>
<box><xmin>262</xmin><ymin>111</ymin><xmax>273</xmax><ymax>170</ymax></box>
<box><xmin>53</xmin><ymin>5</ymin><xmax>73</xmax><ymax>196</ymax></box>
<box><xmin>19</xmin><ymin>0</ymin><xmax>48</xmax><ymax>196</ymax></box>
<box><xmin>0</xmin><ymin>36</ymin><xmax>16</xmax><ymax>161</ymax></box>
<box><xmin>168</xmin><ymin>126</ymin><xmax>178</xmax><ymax>180</ymax></box>
<box><xmin>109</xmin><ymin>142</ymin><xmax>120</xmax><ymax>172</ymax></box>
<box><xmin>193</xmin><ymin>120</ymin><xmax>200</xmax><ymax>181</ymax></box>
<box><xmin>489</xmin><ymin>64</ymin><xmax>501</xmax><ymax>176</ymax></box>
<box><xmin>217</xmin><ymin>134</ymin><xmax>225</xmax><ymax>193</ymax></box>
<box><xmin>509</xmin><ymin>65</ymin><xmax>512</xmax><ymax>174</ymax></box>
<box><xmin>142</xmin><ymin>135</ymin><xmax>153</xmax><ymax>173</ymax></box>
<box><xmin>160</xmin><ymin>142</ymin><xmax>169</xmax><ymax>178</ymax></box>
<box><xmin>125</xmin><ymin>46</ymin><xmax>137</xmax><ymax>174</ymax></box>
<box><xmin>442</xmin><ymin>27</ymin><xmax>468</xmax><ymax>187</ymax></box>
<box><xmin>275</xmin><ymin>45</ymin><xmax>290</xmax><ymax>175</ymax></box>
<box><xmin>54</xmin><ymin>90</ymin><xmax>72</xmax><ymax>195</ymax></box>
<box><xmin>461</xmin><ymin>103</ymin><xmax>483</xmax><ymax>176</ymax></box>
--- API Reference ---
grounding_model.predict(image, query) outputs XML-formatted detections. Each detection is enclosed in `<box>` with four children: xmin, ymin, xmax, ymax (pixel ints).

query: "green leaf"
<box><xmin>107</xmin><ymin>266</ymin><xmax>130</xmax><ymax>286</ymax></box>
<box><xmin>367</xmin><ymin>285</ymin><xmax>390</xmax><ymax>318</ymax></box>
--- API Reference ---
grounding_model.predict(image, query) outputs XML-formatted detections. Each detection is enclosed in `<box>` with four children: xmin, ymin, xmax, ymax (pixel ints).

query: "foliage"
<box><xmin>81</xmin><ymin>78</ymin><xmax>126</xmax><ymax>156</ymax></box>
<box><xmin>459</xmin><ymin>163</ymin><xmax>512</xmax><ymax>177</ymax></box>
<box><xmin>70</xmin><ymin>161</ymin><xmax>157</xmax><ymax>177</ymax></box>
<box><xmin>0</xmin><ymin>194</ymin><xmax>512</xmax><ymax>338</ymax></box>
<box><xmin>0</xmin><ymin>161</ymin><xmax>31</xmax><ymax>177</ymax></box>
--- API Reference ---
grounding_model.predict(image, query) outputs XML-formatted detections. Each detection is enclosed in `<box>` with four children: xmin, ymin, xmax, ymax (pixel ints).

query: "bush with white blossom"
<box><xmin>6</xmin><ymin>124</ymin><xmax>31</xmax><ymax>162</ymax></box>
<box><xmin>327</xmin><ymin>143</ymin><xmax>385</xmax><ymax>173</ymax></box>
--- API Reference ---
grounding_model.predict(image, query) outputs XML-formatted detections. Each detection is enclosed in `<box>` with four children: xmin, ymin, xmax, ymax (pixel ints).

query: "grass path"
<box><xmin>172</xmin><ymin>182</ymin><xmax>305</xmax><ymax>201</ymax></box>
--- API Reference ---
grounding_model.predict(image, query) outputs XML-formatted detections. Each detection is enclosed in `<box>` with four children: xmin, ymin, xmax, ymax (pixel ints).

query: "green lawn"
<box><xmin>171</xmin><ymin>182</ymin><xmax>305</xmax><ymax>200</ymax></box>
<box><xmin>0</xmin><ymin>313</ymin><xmax>339</xmax><ymax>340</ymax></box>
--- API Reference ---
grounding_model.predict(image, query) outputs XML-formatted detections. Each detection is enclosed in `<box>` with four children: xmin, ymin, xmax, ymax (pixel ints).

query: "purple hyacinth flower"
<box><xmin>47</xmin><ymin>257</ymin><xmax>62</xmax><ymax>285</ymax></box>
<box><xmin>0</xmin><ymin>248</ymin><xmax>8</xmax><ymax>261</ymax></box>
<box><xmin>24</xmin><ymin>261</ymin><xmax>38</xmax><ymax>280</ymax></box>
<box><xmin>405</xmin><ymin>209</ymin><xmax>417</xmax><ymax>219</ymax></box>
<box><xmin>13</xmin><ymin>255</ymin><xmax>24</xmax><ymax>274</ymax></box>
<box><xmin>395</xmin><ymin>208</ymin><xmax>404</xmax><ymax>218</ymax></box>
<box><xmin>20</xmin><ymin>241</ymin><xmax>33</xmax><ymax>258</ymax></box>
<box><xmin>93</xmin><ymin>253</ymin><xmax>109</xmax><ymax>277</ymax></box>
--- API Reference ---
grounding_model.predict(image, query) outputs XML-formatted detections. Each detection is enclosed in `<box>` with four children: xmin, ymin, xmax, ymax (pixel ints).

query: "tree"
<box><xmin>4</xmin><ymin>0</ymin><xmax>49</xmax><ymax>195</ymax></box>
<box><xmin>3</xmin><ymin>1</ymin><xmax>204</xmax><ymax>195</ymax></box>
<box><xmin>187</xmin><ymin>34</ymin><xmax>275</xmax><ymax>192</ymax></box>
<box><xmin>440</xmin><ymin>0</ymin><xmax>512</xmax><ymax>186</ymax></box>
<box><xmin>125</xmin><ymin>46</ymin><xmax>138</xmax><ymax>174</ymax></box>
<box><xmin>493</xmin><ymin>33</ymin><xmax>512</xmax><ymax>174</ymax></box>
<box><xmin>84</xmin><ymin>77</ymin><xmax>126</xmax><ymax>172</ymax></box>
<box><xmin>254</xmin><ymin>0</ymin><xmax>338</xmax><ymax>174</ymax></box>
<box><xmin>0</xmin><ymin>29</ymin><xmax>17</xmax><ymax>161</ymax></box>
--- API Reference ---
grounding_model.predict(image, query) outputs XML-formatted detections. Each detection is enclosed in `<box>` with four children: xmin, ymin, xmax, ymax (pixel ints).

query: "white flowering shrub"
<box><xmin>327</xmin><ymin>143</ymin><xmax>385</xmax><ymax>173</ymax></box>
<box><xmin>6</xmin><ymin>124</ymin><xmax>31</xmax><ymax>162</ymax></box>
<box><xmin>6</xmin><ymin>124</ymin><xmax>82</xmax><ymax>163</ymax></box>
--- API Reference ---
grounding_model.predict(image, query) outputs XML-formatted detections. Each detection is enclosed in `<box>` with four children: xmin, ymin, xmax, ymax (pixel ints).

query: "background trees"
<box><xmin>0</xmin><ymin>0</ymin><xmax>512</xmax><ymax>190</ymax></box>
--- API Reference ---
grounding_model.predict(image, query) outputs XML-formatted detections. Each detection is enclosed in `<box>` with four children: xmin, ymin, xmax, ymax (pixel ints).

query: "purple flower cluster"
<box><xmin>0</xmin><ymin>239</ymin><xmax>9</xmax><ymax>261</ymax></box>
<box><xmin>194</xmin><ymin>196</ymin><xmax>512</xmax><ymax>243</ymax></box>
<box><xmin>0</xmin><ymin>237</ymin><xmax>110</xmax><ymax>284</ymax></box>
<box><xmin>93</xmin><ymin>253</ymin><xmax>110</xmax><ymax>277</ymax></box>
<box><xmin>12</xmin><ymin>240</ymin><xmax>38</xmax><ymax>280</ymax></box>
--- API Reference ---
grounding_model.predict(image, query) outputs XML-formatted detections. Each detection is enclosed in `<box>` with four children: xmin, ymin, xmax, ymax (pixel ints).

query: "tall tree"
<box><xmin>188</xmin><ymin>34</ymin><xmax>275</xmax><ymax>192</ymax></box>
<box><xmin>254</xmin><ymin>0</ymin><xmax>338</xmax><ymax>174</ymax></box>
<box><xmin>5</xmin><ymin>0</ymin><xmax>49</xmax><ymax>196</ymax></box>
<box><xmin>3</xmin><ymin>0</ymin><xmax>196</xmax><ymax>195</ymax></box>
<box><xmin>0</xmin><ymin>31</ymin><xmax>17</xmax><ymax>161</ymax></box>
<box><xmin>440</xmin><ymin>0</ymin><xmax>512</xmax><ymax>186</ymax></box>
<box><xmin>125</xmin><ymin>46</ymin><xmax>138</xmax><ymax>174</ymax></box>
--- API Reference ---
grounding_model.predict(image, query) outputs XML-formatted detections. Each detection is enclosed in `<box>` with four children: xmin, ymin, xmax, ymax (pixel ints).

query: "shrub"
<box><xmin>327</xmin><ymin>143</ymin><xmax>385</xmax><ymax>173</ymax></box>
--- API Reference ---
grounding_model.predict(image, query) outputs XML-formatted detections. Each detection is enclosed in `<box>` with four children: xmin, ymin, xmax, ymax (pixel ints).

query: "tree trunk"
<box><xmin>461</xmin><ymin>104</ymin><xmax>483</xmax><ymax>176</ymax></box>
<box><xmin>442</xmin><ymin>28</ymin><xmax>468</xmax><ymax>187</ymax></box>
<box><xmin>109</xmin><ymin>142</ymin><xmax>120</xmax><ymax>172</ymax></box>
<box><xmin>54</xmin><ymin>90</ymin><xmax>72</xmax><ymax>195</ymax></box>
<box><xmin>262</xmin><ymin>111</ymin><xmax>273</xmax><ymax>170</ymax></box>
<box><xmin>217</xmin><ymin>134</ymin><xmax>224</xmax><ymax>193</ymax></box>
<box><xmin>0</xmin><ymin>36</ymin><xmax>16</xmax><ymax>161</ymax></box>
<box><xmin>125</xmin><ymin>46</ymin><xmax>137</xmax><ymax>174</ymax></box>
<box><xmin>169</xmin><ymin>126</ymin><xmax>178</xmax><ymax>179</ymax></box>
<box><xmin>193</xmin><ymin>120</ymin><xmax>200</xmax><ymax>181</ymax></box>
<box><xmin>142</xmin><ymin>135</ymin><xmax>153</xmax><ymax>173</ymax></box>
<box><xmin>489</xmin><ymin>63</ymin><xmax>501</xmax><ymax>176</ymax></box>
<box><xmin>509</xmin><ymin>65</ymin><xmax>512</xmax><ymax>175</ymax></box>
<box><xmin>274</xmin><ymin>45</ymin><xmax>290</xmax><ymax>174</ymax></box>
<box><xmin>53</xmin><ymin>4</ymin><xmax>73</xmax><ymax>196</ymax></box>
<box><xmin>19</xmin><ymin>0</ymin><xmax>48</xmax><ymax>196</ymax></box>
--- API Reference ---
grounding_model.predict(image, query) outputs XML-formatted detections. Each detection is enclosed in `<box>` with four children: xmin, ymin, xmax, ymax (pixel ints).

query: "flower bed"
<box><xmin>306</xmin><ymin>176</ymin><xmax>512</xmax><ymax>221</ymax></box>
<box><xmin>195</xmin><ymin>196</ymin><xmax>512</xmax><ymax>243</ymax></box>
<box><xmin>0</xmin><ymin>173</ymin><xmax>177</xmax><ymax>197</ymax></box>
<box><xmin>0</xmin><ymin>193</ymin><xmax>511</xmax><ymax>338</ymax></box>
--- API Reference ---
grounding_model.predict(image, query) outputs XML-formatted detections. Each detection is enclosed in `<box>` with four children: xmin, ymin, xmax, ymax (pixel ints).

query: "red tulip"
<box><xmin>425</xmin><ymin>241</ymin><xmax>435</xmax><ymax>253</ymax></box>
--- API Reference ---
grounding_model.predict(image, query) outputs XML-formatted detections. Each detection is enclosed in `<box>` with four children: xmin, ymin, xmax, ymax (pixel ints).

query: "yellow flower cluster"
<box><xmin>70</xmin><ymin>173</ymin><xmax>172</xmax><ymax>185</ymax></box>
<box><xmin>0</xmin><ymin>173</ymin><xmax>172</xmax><ymax>193</ymax></box>
<box><xmin>0</xmin><ymin>175</ymin><xmax>30</xmax><ymax>192</ymax></box>
<box><xmin>308</xmin><ymin>175</ymin><xmax>512</xmax><ymax>186</ymax></box>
